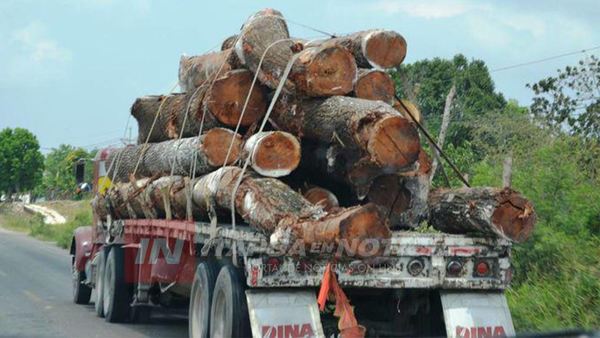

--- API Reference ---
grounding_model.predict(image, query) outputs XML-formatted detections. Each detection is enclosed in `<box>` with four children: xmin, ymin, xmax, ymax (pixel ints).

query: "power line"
<box><xmin>491</xmin><ymin>45</ymin><xmax>600</xmax><ymax>73</ymax></box>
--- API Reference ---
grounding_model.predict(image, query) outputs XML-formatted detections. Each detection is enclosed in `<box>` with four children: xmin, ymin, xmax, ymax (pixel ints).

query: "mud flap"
<box><xmin>246</xmin><ymin>290</ymin><xmax>325</xmax><ymax>338</ymax></box>
<box><xmin>441</xmin><ymin>291</ymin><xmax>515</xmax><ymax>338</ymax></box>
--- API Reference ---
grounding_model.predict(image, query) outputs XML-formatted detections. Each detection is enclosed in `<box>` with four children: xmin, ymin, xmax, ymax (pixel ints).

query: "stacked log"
<box><xmin>94</xmin><ymin>7</ymin><xmax>537</xmax><ymax>251</ymax></box>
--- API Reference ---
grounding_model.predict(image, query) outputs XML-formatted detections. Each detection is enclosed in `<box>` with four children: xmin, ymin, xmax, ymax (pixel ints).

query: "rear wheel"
<box><xmin>210</xmin><ymin>264</ymin><xmax>250</xmax><ymax>338</ymax></box>
<box><xmin>72</xmin><ymin>258</ymin><xmax>92</xmax><ymax>304</ymax></box>
<box><xmin>189</xmin><ymin>260</ymin><xmax>220</xmax><ymax>338</ymax></box>
<box><xmin>95</xmin><ymin>249</ymin><xmax>105</xmax><ymax>317</ymax></box>
<box><xmin>103</xmin><ymin>246</ymin><xmax>131</xmax><ymax>322</ymax></box>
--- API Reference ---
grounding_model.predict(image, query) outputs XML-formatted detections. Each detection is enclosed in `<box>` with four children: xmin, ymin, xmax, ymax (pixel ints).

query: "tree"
<box><xmin>391</xmin><ymin>54</ymin><xmax>506</xmax><ymax>147</ymax></box>
<box><xmin>0</xmin><ymin>128</ymin><xmax>44</xmax><ymax>196</ymax></box>
<box><xmin>529</xmin><ymin>55</ymin><xmax>600</xmax><ymax>139</ymax></box>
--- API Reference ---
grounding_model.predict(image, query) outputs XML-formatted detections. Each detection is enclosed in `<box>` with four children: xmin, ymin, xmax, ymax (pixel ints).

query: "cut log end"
<box><xmin>393</xmin><ymin>99</ymin><xmax>422</xmax><ymax>124</ymax></box>
<box><xmin>363</xmin><ymin>30</ymin><xmax>407</xmax><ymax>69</ymax></box>
<box><xmin>202</xmin><ymin>128</ymin><xmax>243</xmax><ymax>166</ymax></box>
<box><xmin>249</xmin><ymin>131</ymin><xmax>301</xmax><ymax>177</ymax></box>
<box><xmin>354</xmin><ymin>69</ymin><xmax>395</xmax><ymax>104</ymax></box>
<box><xmin>367</xmin><ymin>175</ymin><xmax>411</xmax><ymax>220</ymax></box>
<box><xmin>338</xmin><ymin>203</ymin><xmax>391</xmax><ymax>242</ymax></box>
<box><xmin>302</xmin><ymin>46</ymin><xmax>357</xmax><ymax>96</ymax></box>
<box><xmin>368</xmin><ymin>115</ymin><xmax>420</xmax><ymax>168</ymax></box>
<box><xmin>303</xmin><ymin>187</ymin><xmax>339</xmax><ymax>211</ymax></box>
<box><xmin>207</xmin><ymin>69</ymin><xmax>266</xmax><ymax>127</ymax></box>
<box><xmin>492</xmin><ymin>189</ymin><xmax>537</xmax><ymax>243</ymax></box>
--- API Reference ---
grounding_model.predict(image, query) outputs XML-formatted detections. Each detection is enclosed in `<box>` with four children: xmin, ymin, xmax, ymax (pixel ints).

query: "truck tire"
<box><xmin>189</xmin><ymin>260</ymin><xmax>220</xmax><ymax>338</ymax></box>
<box><xmin>72</xmin><ymin>258</ymin><xmax>92</xmax><ymax>304</ymax></box>
<box><xmin>210</xmin><ymin>264</ymin><xmax>251</xmax><ymax>338</ymax></box>
<box><xmin>103</xmin><ymin>246</ymin><xmax>131</xmax><ymax>322</ymax></box>
<box><xmin>95</xmin><ymin>249</ymin><xmax>105</xmax><ymax>317</ymax></box>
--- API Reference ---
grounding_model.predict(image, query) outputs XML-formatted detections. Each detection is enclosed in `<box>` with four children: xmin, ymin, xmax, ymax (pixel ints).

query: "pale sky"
<box><xmin>1</xmin><ymin>0</ymin><xmax>598</xmax><ymax>151</ymax></box>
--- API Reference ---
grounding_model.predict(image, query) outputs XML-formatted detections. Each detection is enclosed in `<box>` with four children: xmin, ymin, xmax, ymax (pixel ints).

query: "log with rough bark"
<box><xmin>235</xmin><ymin>9</ymin><xmax>357</xmax><ymax>96</ymax></box>
<box><xmin>106</xmin><ymin>128</ymin><xmax>242</xmax><ymax>182</ymax></box>
<box><xmin>306</xmin><ymin>30</ymin><xmax>407</xmax><ymax>69</ymax></box>
<box><xmin>353</xmin><ymin>69</ymin><xmax>395</xmax><ymax>104</ymax></box>
<box><xmin>303</xmin><ymin>186</ymin><xmax>339</xmax><ymax>211</ymax></box>
<box><xmin>191</xmin><ymin>167</ymin><xmax>390</xmax><ymax>249</ymax></box>
<box><xmin>428</xmin><ymin>187</ymin><xmax>536</xmax><ymax>242</ymax></box>
<box><xmin>178</xmin><ymin>49</ymin><xmax>241</xmax><ymax>92</ymax></box>
<box><xmin>133</xmin><ymin>70</ymin><xmax>267</xmax><ymax>143</ymax></box>
<box><xmin>273</xmin><ymin>95</ymin><xmax>420</xmax><ymax>170</ymax></box>
<box><xmin>367</xmin><ymin>149</ymin><xmax>432</xmax><ymax>229</ymax></box>
<box><xmin>243</xmin><ymin>131</ymin><xmax>301</xmax><ymax>177</ymax></box>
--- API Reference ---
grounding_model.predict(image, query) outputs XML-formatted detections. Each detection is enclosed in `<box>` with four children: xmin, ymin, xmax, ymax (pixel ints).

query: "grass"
<box><xmin>0</xmin><ymin>200</ymin><xmax>93</xmax><ymax>249</ymax></box>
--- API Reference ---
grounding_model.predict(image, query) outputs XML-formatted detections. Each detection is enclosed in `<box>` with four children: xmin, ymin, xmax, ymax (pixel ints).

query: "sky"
<box><xmin>0</xmin><ymin>0</ymin><xmax>598</xmax><ymax>152</ymax></box>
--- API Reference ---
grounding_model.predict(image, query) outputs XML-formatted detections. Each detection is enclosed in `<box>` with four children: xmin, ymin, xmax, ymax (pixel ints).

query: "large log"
<box><xmin>354</xmin><ymin>69</ymin><xmax>395</xmax><ymax>104</ymax></box>
<box><xmin>243</xmin><ymin>131</ymin><xmax>301</xmax><ymax>177</ymax></box>
<box><xmin>428</xmin><ymin>187</ymin><xmax>536</xmax><ymax>242</ymax></box>
<box><xmin>273</xmin><ymin>95</ymin><xmax>420</xmax><ymax>170</ymax></box>
<box><xmin>133</xmin><ymin>70</ymin><xmax>267</xmax><ymax>143</ymax></box>
<box><xmin>235</xmin><ymin>9</ymin><xmax>357</xmax><ymax>96</ymax></box>
<box><xmin>367</xmin><ymin>149</ymin><xmax>432</xmax><ymax>229</ymax></box>
<box><xmin>178</xmin><ymin>49</ymin><xmax>241</xmax><ymax>92</ymax></box>
<box><xmin>106</xmin><ymin>128</ymin><xmax>242</xmax><ymax>182</ymax></box>
<box><xmin>192</xmin><ymin>167</ymin><xmax>390</xmax><ymax>249</ymax></box>
<box><xmin>306</xmin><ymin>30</ymin><xmax>407</xmax><ymax>69</ymax></box>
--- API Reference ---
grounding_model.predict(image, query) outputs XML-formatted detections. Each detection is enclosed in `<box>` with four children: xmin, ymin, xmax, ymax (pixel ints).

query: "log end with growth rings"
<box><xmin>367</xmin><ymin>115</ymin><xmax>420</xmax><ymax>168</ymax></box>
<box><xmin>303</xmin><ymin>186</ymin><xmax>340</xmax><ymax>211</ymax></box>
<box><xmin>338</xmin><ymin>203</ymin><xmax>391</xmax><ymax>254</ymax></box>
<box><xmin>300</xmin><ymin>46</ymin><xmax>357</xmax><ymax>96</ymax></box>
<box><xmin>202</xmin><ymin>128</ymin><xmax>243</xmax><ymax>167</ymax></box>
<box><xmin>393</xmin><ymin>99</ymin><xmax>422</xmax><ymax>124</ymax></box>
<box><xmin>247</xmin><ymin>131</ymin><xmax>301</xmax><ymax>177</ymax></box>
<box><xmin>206</xmin><ymin>69</ymin><xmax>267</xmax><ymax>127</ymax></box>
<box><xmin>354</xmin><ymin>69</ymin><xmax>395</xmax><ymax>104</ymax></box>
<box><xmin>492</xmin><ymin>188</ymin><xmax>536</xmax><ymax>243</ymax></box>
<box><xmin>362</xmin><ymin>30</ymin><xmax>407</xmax><ymax>69</ymax></box>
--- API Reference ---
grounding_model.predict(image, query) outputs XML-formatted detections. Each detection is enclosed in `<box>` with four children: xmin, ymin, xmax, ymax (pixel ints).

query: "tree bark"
<box><xmin>221</xmin><ymin>35</ymin><xmax>238</xmax><ymax>51</ymax></box>
<box><xmin>353</xmin><ymin>69</ymin><xmax>395</xmax><ymax>104</ymax></box>
<box><xmin>235</xmin><ymin>9</ymin><xmax>356</xmax><ymax>96</ymax></box>
<box><xmin>178</xmin><ymin>49</ymin><xmax>241</xmax><ymax>92</ymax></box>
<box><xmin>106</xmin><ymin>128</ymin><xmax>242</xmax><ymax>182</ymax></box>
<box><xmin>191</xmin><ymin>167</ymin><xmax>390</xmax><ymax>248</ymax></box>
<box><xmin>428</xmin><ymin>187</ymin><xmax>536</xmax><ymax>242</ymax></box>
<box><xmin>273</xmin><ymin>95</ymin><xmax>420</xmax><ymax>170</ymax></box>
<box><xmin>430</xmin><ymin>84</ymin><xmax>455</xmax><ymax>184</ymax></box>
<box><xmin>367</xmin><ymin>149</ymin><xmax>432</xmax><ymax>229</ymax></box>
<box><xmin>303</xmin><ymin>186</ymin><xmax>339</xmax><ymax>211</ymax></box>
<box><xmin>243</xmin><ymin>131</ymin><xmax>301</xmax><ymax>177</ymax></box>
<box><xmin>133</xmin><ymin>70</ymin><xmax>267</xmax><ymax>143</ymax></box>
<box><xmin>306</xmin><ymin>30</ymin><xmax>407</xmax><ymax>69</ymax></box>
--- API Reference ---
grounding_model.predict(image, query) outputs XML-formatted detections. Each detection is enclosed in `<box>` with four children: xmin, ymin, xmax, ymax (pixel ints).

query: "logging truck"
<box><xmin>69</xmin><ymin>148</ymin><xmax>517</xmax><ymax>338</ymax></box>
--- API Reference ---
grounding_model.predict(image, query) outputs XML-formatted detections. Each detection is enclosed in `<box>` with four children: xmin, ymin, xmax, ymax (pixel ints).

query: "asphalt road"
<box><xmin>0</xmin><ymin>227</ymin><xmax>188</xmax><ymax>338</ymax></box>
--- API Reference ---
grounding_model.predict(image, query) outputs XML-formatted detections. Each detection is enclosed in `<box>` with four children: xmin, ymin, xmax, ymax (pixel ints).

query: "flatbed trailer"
<box><xmin>71</xmin><ymin>217</ymin><xmax>516</xmax><ymax>337</ymax></box>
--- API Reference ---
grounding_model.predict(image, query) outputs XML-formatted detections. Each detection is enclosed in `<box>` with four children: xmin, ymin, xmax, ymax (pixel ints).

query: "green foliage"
<box><xmin>0</xmin><ymin>128</ymin><xmax>44</xmax><ymax>195</ymax></box>
<box><xmin>55</xmin><ymin>208</ymin><xmax>92</xmax><ymax>249</ymax></box>
<box><xmin>529</xmin><ymin>55</ymin><xmax>600</xmax><ymax>139</ymax></box>
<box><xmin>37</xmin><ymin>144</ymin><xmax>95</xmax><ymax>200</ymax></box>
<box><xmin>391</xmin><ymin>54</ymin><xmax>506</xmax><ymax>147</ymax></box>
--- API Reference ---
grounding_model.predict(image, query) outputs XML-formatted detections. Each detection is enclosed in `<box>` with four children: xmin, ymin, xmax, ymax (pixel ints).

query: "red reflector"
<box><xmin>476</xmin><ymin>261</ymin><xmax>490</xmax><ymax>276</ymax></box>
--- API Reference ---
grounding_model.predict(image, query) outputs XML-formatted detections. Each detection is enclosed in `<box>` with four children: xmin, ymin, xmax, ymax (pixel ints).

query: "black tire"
<box><xmin>72</xmin><ymin>257</ymin><xmax>92</xmax><ymax>304</ymax></box>
<box><xmin>189</xmin><ymin>260</ymin><xmax>220</xmax><ymax>338</ymax></box>
<box><xmin>210</xmin><ymin>264</ymin><xmax>250</xmax><ymax>338</ymax></box>
<box><xmin>130</xmin><ymin>305</ymin><xmax>152</xmax><ymax>324</ymax></box>
<box><xmin>103</xmin><ymin>246</ymin><xmax>131</xmax><ymax>323</ymax></box>
<box><xmin>95</xmin><ymin>249</ymin><xmax>105</xmax><ymax>317</ymax></box>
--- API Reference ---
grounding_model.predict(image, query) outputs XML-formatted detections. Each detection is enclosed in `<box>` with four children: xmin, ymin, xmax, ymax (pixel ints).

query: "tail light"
<box><xmin>263</xmin><ymin>257</ymin><xmax>282</xmax><ymax>275</ymax></box>
<box><xmin>407</xmin><ymin>258</ymin><xmax>424</xmax><ymax>276</ymax></box>
<box><xmin>446</xmin><ymin>260</ymin><xmax>463</xmax><ymax>276</ymax></box>
<box><xmin>475</xmin><ymin>260</ymin><xmax>491</xmax><ymax>277</ymax></box>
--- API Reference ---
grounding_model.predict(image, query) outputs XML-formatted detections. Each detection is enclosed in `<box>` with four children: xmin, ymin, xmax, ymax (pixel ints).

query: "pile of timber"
<box><xmin>93</xmin><ymin>8</ymin><xmax>536</xmax><ymax>252</ymax></box>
